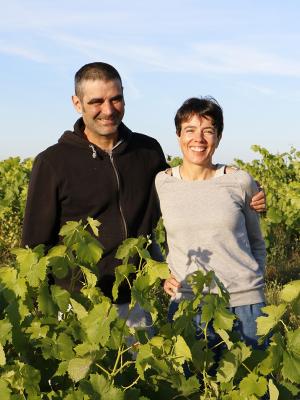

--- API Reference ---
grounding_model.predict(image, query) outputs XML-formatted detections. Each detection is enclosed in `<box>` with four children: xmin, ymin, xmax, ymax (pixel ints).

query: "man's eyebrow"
<box><xmin>87</xmin><ymin>94</ymin><xmax>123</xmax><ymax>105</ymax></box>
<box><xmin>87</xmin><ymin>97</ymin><xmax>104</xmax><ymax>105</ymax></box>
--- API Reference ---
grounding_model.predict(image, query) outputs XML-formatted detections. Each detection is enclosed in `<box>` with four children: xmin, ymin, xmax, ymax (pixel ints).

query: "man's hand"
<box><xmin>250</xmin><ymin>188</ymin><xmax>266</xmax><ymax>212</ymax></box>
<box><xmin>164</xmin><ymin>274</ymin><xmax>181</xmax><ymax>297</ymax></box>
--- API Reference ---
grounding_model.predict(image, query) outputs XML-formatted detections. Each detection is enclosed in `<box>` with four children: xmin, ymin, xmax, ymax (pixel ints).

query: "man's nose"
<box><xmin>102</xmin><ymin>100</ymin><xmax>114</xmax><ymax>116</ymax></box>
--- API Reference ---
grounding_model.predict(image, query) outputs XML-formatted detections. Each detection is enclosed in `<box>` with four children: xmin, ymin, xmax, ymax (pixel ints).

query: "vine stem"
<box><xmin>241</xmin><ymin>361</ymin><xmax>252</xmax><ymax>374</ymax></box>
<box><xmin>122</xmin><ymin>375</ymin><xmax>141</xmax><ymax>390</ymax></box>
<box><xmin>111</xmin><ymin>344</ymin><xmax>124</xmax><ymax>378</ymax></box>
<box><xmin>279</xmin><ymin>319</ymin><xmax>289</xmax><ymax>333</ymax></box>
<box><xmin>95</xmin><ymin>363</ymin><xmax>110</xmax><ymax>377</ymax></box>
<box><xmin>113</xmin><ymin>360</ymin><xmax>135</xmax><ymax>376</ymax></box>
<box><xmin>124</xmin><ymin>274</ymin><xmax>132</xmax><ymax>290</ymax></box>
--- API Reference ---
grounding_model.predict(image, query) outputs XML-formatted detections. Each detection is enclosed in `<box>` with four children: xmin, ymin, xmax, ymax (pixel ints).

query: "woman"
<box><xmin>155</xmin><ymin>97</ymin><xmax>266</xmax><ymax>347</ymax></box>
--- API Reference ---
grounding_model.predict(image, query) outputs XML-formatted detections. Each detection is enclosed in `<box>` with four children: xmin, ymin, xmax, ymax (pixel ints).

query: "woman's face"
<box><xmin>178</xmin><ymin>114</ymin><xmax>220</xmax><ymax>167</ymax></box>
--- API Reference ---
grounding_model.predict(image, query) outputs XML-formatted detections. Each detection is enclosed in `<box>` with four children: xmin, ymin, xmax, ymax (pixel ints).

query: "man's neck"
<box><xmin>84</xmin><ymin>130</ymin><xmax>119</xmax><ymax>152</ymax></box>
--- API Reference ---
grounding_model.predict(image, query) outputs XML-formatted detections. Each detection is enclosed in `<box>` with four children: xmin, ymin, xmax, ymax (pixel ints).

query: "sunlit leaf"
<box><xmin>280</xmin><ymin>280</ymin><xmax>300</xmax><ymax>303</ymax></box>
<box><xmin>87</xmin><ymin>217</ymin><xmax>101</xmax><ymax>237</ymax></box>
<box><xmin>51</xmin><ymin>285</ymin><xmax>71</xmax><ymax>313</ymax></box>
<box><xmin>256</xmin><ymin>304</ymin><xmax>287</xmax><ymax>336</ymax></box>
<box><xmin>239</xmin><ymin>372</ymin><xmax>268</xmax><ymax>397</ymax></box>
<box><xmin>68</xmin><ymin>357</ymin><xmax>92</xmax><ymax>382</ymax></box>
<box><xmin>268</xmin><ymin>379</ymin><xmax>279</xmax><ymax>400</ymax></box>
<box><xmin>0</xmin><ymin>343</ymin><xmax>6</xmax><ymax>366</ymax></box>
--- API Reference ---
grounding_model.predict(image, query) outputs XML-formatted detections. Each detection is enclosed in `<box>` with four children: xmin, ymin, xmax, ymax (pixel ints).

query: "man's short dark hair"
<box><xmin>175</xmin><ymin>97</ymin><xmax>224</xmax><ymax>138</ymax></box>
<box><xmin>75</xmin><ymin>62</ymin><xmax>122</xmax><ymax>99</ymax></box>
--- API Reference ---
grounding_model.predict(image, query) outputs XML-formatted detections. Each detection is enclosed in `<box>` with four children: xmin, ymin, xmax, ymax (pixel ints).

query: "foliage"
<box><xmin>167</xmin><ymin>155</ymin><xmax>182</xmax><ymax>168</ymax></box>
<box><xmin>0</xmin><ymin>157</ymin><xmax>32</xmax><ymax>262</ymax></box>
<box><xmin>0</xmin><ymin>220</ymin><xmax>300</xmax><ymax>399</ymax></box>
<box><xmin>234</xmin><ymin>145</ymin><xmax>300</xmax><ymax>280</ymax></box>
<box><xmin>1</xmin><ymin>146</ymin><xmax>299</xmax><ymax>280</ymax></box>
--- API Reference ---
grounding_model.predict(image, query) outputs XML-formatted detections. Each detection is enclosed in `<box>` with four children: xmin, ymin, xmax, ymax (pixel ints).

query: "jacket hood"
<box><xmin>58</xmin><ymin>117</ymin><xmax>133</xmax><ymax>157</ymax></box>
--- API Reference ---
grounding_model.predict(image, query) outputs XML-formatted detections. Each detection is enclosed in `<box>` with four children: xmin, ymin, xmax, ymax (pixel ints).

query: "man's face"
<box><xmin>72</xmin><ymin>79</ymin><xmax>125</xmax><ymax>141</ymax></box>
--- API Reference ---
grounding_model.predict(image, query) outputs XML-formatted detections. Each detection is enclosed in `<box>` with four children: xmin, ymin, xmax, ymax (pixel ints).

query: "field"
<box><xmin>0</xmin><ymin>146</ymin><xmax>299</xmax><ymax>399</ymax></box>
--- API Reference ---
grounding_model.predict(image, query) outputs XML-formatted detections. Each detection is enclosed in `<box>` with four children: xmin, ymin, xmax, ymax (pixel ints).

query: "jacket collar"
<box><xmin>74</xmin><ymin>117</ymin><xmax>132</xmax><ymax>150</ymax></box>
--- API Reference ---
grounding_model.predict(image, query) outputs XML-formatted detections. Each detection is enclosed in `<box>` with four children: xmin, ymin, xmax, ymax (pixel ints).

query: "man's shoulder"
<box><xmin>131</xmin><ymin>131</ymin><xmax>161</xmax><ymax>147</ymax></box>
<box><xmin>119</xmin><ymin>123</ymin><xmax>164</xmax><ymax>155</ymax></box>
<box><xmin>35</xmin><ymin>142</ymin><xmax>65</xmax><ymax>160</ymax></box>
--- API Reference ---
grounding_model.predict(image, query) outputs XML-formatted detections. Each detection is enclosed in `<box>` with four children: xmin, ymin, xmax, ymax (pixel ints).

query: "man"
<box><xmin>22</xmin><ymin>62</ymin><xmax>265</xmax><ymax>304</ymax></box>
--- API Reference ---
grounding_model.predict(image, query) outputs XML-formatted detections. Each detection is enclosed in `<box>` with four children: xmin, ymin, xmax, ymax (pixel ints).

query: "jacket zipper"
<box><xmin>109</xmin><ymin>153</ymin><xmax>128</xmax><ymax>240</ymax></box>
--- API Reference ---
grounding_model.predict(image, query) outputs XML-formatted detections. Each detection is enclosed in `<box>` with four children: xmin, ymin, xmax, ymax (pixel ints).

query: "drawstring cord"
<box><xmin>89</xmin><ymin>144</ymin><xmax>97</xmax><ymax>159</ymax></box>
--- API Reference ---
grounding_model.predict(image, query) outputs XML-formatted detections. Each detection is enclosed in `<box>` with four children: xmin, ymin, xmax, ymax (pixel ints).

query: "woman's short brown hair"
<box><xmin>175</xmin><ymin>97</ymin><xmax>223</xmax><ymax>138</ymax></box>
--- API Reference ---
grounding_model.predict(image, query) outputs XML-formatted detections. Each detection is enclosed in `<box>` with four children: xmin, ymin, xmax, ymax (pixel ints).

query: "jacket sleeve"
<box><xmin>242</xmin><ymin>173</ymin><xmax>266</xmax><ymax>272</ymax></box>
<box><xmin>22</xmin><ymin>154</ymin><xmax>60</xmax><ymax>248</ymax></box>
<box><xmin>154</xmin><ymin>139</ymin><xmax>169</xmax><ymax>171</ymax></box>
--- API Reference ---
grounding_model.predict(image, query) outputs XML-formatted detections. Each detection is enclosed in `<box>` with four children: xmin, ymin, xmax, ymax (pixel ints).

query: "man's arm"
<box><xmin>243</xmin><ymin>176</ymin><xmax>266</xmax><ymax>270</ymax></box>
<box><xmin>250</xmin><ymin>188</ymin><xmax>266</xmax><ymax>212</ymax></box>
<box><xmin>22</xmin><ymin>155</ymin><xmax>60</xmax><ymax>248</ymax></box>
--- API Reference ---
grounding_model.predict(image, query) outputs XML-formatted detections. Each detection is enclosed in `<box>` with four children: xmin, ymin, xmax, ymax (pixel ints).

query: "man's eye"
<box><xmin>112</xmin><ymin>96</ymin><xmax>123</xmax><ymax>103</ymax></box>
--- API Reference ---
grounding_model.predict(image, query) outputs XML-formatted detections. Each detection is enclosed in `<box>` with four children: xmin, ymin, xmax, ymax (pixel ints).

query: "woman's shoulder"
<box><xmin>232</xmin><ymin>169</ymin><xmax>258</xmax><ymax>194</ymax></box>
<box><xmin>155</xmin><ymin>168</ymin><xmax>172</xmax><ymax>187</ymax></box>
<box><xmin>223</xmin><ymin>164</ymin><xmax>239</xmax><ymax>174</ymax></box>
<box><xmin>222</xmin><ymin>164</ymin><xmax>251</xmax><ymax>180</ymax></box>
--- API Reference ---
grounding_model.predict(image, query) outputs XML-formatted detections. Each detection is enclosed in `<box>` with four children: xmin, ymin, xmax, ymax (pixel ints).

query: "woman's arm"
<box><xmin>164</xmin><ymin>274</ymin><xmax>181</xmax><ymax>297</ymax></box>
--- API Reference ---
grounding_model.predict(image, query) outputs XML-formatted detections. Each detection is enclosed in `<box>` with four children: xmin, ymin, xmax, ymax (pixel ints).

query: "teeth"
<box><xmin>190</xmin><ymin>147</ymin><xmax>205</xmax><ymax>152</ymax></box>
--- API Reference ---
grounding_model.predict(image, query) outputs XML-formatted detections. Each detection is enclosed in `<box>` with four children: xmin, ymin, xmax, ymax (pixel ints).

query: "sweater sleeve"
<box><xmin>22</xmin><ymin>154</ymin><xmax>60</xmax><ymax>248</ymax></box>
<box><xmin>240</xmin><ymin>172</ymin><xmax>266</xmax><ymax>272</ymax></box>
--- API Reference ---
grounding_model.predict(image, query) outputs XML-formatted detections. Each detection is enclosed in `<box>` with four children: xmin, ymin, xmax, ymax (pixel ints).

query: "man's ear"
<box><xmin>216</xmin><ymin>134</ymin><xmax>222</xmax><ymax>148</ymax></box>
<box><xmin>72</xmin><ymin>95</ymin><xmax>83</xmax><ymax>114</ymax></box>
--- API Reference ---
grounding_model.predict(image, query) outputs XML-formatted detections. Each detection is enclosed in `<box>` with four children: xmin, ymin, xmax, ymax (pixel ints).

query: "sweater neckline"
<box><xmin>171</xmin><ymin>164</ymin><xmax>226</xmax><ymax>181</ymax></box>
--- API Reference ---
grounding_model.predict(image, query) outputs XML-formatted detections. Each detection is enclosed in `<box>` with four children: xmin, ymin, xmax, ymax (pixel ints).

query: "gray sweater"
<box><xmin>155</xmin><ymin>165</ymin><xmax>266</xmax><ymax>307</ymax></box>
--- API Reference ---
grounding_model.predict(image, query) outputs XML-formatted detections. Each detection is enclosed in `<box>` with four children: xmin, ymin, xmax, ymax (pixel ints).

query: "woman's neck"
<box><xmin>179</xmin><ymin>161</ymin><xmax>217</xmax><ymax>181</ymax></box>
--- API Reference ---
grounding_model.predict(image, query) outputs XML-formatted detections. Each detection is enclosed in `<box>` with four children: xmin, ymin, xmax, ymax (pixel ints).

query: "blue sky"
<box><xmin>1</xmin><ymin>0</ymin><xmax>299</xmax><ymax>163</ymax></box>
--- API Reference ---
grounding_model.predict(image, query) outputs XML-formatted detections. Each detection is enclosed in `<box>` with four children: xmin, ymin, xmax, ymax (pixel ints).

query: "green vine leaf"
<box><xmin>51</xmin><ymin>285</ymin><xmax>71</xmax><ymax>313</ymax></box>
<box><xmin>0</xmin><ymin>379</ymin><xmax>11</xmax><ymax>400</ymax></box>
<box><xmin>68</xmin><ymin>357</ymin><xmax>92</xmax><ymax>382</ymax></box>
<box><xmin>282</xmin><ymin>331</ymin><xmax>300</xmax><ymax>384</ymax></box>
<box><xmin>239</xmin><ymin>372</ymin><xmax>268</xmax><ymax>397</ymax></box>
<box><xmin>0</xmin><ymin>319</ymin><xmax>12</xmax><ymax>345</ymax></box>
<box><xmin>70</xmin><ymin>298</ymin><xmax>88</xmax><ymax>320</ymax></box>
<box><xmin>256</xmin><ymin>304</ymin><xmax>287</xmax><ymax>336</ymax></box>
<box><xmin>280</xmin><ymin>280</ymin><xmax>300</xmax><ymax>303</ymax></box>
<box><xmin>115</xmin><ymin>236</ymin><xmax>147</xmax><ymax>262</ymax></box>
<box><xmin>112</xmin><ymin>263</ymin><xmax>136</xmax><ymax>301</ymax></box>
<box><xmin>81</xmin><ymin>300</ymin><xmax>118</xmax><ymax>346</ymax></box>
<box><xmin>89</xmin><ymin>374</ymin><xmax>125</xmax><ymax>399</ymax></box>
<box><xmin>268</xmin><ymin>379</ymin><xmax>279</xmax><ymax>400</ymax></box>
<box><xmin>75</xmin><ymin>235</ymin><xmax>103</xmax><ymax>266</ymax></box>
<box><xmin>0</xmin><ymin>343</ymin><xmax>6</xmax><ymax>366</ymax></box>
<box><xmin>87</xmin><ymin>217</ymin><xmax>101</xmax><ymax>237</ymax></box>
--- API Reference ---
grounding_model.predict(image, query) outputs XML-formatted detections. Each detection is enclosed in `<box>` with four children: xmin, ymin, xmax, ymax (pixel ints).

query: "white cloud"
<box><xmin>0</xmin><ymin>41</ymin><xmax>47</xmax><ymax>63</ymax></box>
<box><xmin>189</xmin><ymin>43</ymin><xmax>300</xmax><ymax>77</ymax></box>
<box><xmin>47</xmin><ymin>32</ymin><xmax>300</xmax><ymax>78</ymax></box>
